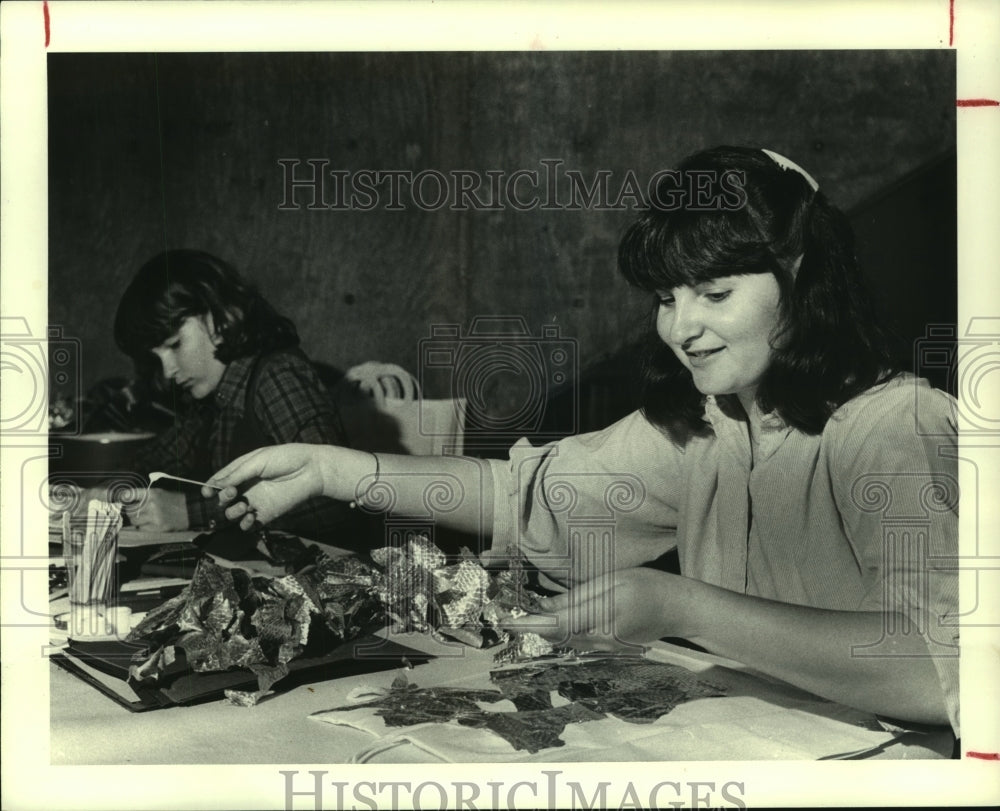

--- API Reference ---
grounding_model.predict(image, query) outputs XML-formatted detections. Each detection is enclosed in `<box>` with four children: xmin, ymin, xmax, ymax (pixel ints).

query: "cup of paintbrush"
<box><xmin>63</xmin><ymin>500</ymin><xmax>123</xmax><ymax>638</ymax></box>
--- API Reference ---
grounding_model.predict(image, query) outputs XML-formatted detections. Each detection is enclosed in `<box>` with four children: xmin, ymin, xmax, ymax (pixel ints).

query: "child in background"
<box><xmin>113</xmin><ymin>249</ymin><xmax>355</xmax><ymax>543</ymax></box>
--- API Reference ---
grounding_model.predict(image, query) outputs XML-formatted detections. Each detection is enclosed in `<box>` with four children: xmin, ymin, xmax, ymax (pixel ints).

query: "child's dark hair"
<box><xmin>114</xmin><ymin>249</ymin><xmax>298</xmax><ymax>381</ymax></box>
<box><xmin>618</xmin><ymin>145</ymin><xmax>898</xmax><ymax>437</ymax></box>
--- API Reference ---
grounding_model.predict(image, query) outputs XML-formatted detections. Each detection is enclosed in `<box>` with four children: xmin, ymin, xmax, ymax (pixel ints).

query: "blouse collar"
<box><xmin>703</xmin><ymin>395</ymin><xmax>794</xmax><ymax>461</ymax></box>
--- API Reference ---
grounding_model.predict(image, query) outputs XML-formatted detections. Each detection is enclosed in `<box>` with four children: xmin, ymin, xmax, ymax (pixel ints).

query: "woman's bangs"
<box><xmin>659</xmin><ymin>211</ymin><xmax>775</xmax><ymax>288</ymax></box>
<box><xmin>620</xmin><ymin>212</ymin><xmax>705</xmax><ymax>292</ymax></box>
<box><xmin>621</xmin><ymin>194</ymin><xmax>780</xmax><ymax>294</ymax></box>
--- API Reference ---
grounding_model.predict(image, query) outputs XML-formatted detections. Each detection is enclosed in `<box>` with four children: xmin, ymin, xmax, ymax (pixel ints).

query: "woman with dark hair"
<box><xmin>620</xmin><ymin>146</ymin><xmax>899</xmax><ymax>437</ymax></box>
<box><xmin>113</xmin><ymin>249</ymin><xmax>352</xmax><ymax>542</ymax></box>
<box><xmin>202</xmin><ymin>148</ymin><xmax>959</xmax><ymax>733</ymax></box>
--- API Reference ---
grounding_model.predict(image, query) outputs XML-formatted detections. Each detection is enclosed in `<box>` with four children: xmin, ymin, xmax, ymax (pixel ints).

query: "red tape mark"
<box><xmin>966</xmin><ymin>751</ymin><xmax>1000</xmax><ymax>760</ymax></box>
<box><xmin>956</xmin><ymin>99</ymin><xmax>1000</xmax><ymax>107</ymax></box>
<box><xmin>949</xmin><ymin>0</ymin><xmax>955</xmax><ymax>47</ymax></box>
<box><xmin>43</xmin><ymin>0</ymin><xmax>50</xmax><ymax>47</ymax></box>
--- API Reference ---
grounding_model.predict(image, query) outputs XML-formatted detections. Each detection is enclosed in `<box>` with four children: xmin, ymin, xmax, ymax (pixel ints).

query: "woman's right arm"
<box><xmin>207</xmin><ymin>410</ymin><xmax>683</xmax><ymax>573</ymax></box>
<box><xmin>206</xmin><ymin>444</ymin><xmax>495</xmax><ymax>537</ymax></box>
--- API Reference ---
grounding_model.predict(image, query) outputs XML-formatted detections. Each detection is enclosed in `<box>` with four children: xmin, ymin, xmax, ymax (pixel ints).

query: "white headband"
<box><xmin>761</xmin><ymin>148</ymin><xmax>820</xmax><ymax>192</ymax></box>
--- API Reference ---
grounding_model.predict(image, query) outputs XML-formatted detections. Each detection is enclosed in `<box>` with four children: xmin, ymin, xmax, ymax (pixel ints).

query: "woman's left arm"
<box><xmin>514</xmin><ymin>381</ymin><xmax>960</xmax><ymax>728</ymax></box>
<box><xmin>513</xmin><ymin>566</ymin><xmax>950</xmax><ymax>726</ymax></box>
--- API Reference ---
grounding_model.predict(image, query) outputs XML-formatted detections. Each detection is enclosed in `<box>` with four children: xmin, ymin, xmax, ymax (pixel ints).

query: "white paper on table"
<box><xmin>117</xmin><ymin>527</ymin><xmax>203</xmax><ymax>547</ymax></box>
<box><xmin>313</xmin><ymin>692</ymin><xmax>916</xmax><ymax>763</ymax></box>
<box><xmin>309</xmin><ymin>647</ymin><xmax>954</xmax><ymax>763</ymax></box>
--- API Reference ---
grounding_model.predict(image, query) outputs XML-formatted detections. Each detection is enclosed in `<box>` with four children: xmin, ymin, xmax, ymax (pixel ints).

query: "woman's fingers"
<box><xmin>500</xmin><ymin>606</ymin><xmax>564</xmax><ymax>639</ymax></box>
<box><xmin>205</xmin><ymin>447</ymin><xmax>268</xmax><ymax>491</ymax></box>
<box><xmin>501</xmin><ymin>606</ymin><xmax>635</xmax><ymax>651</ymax></box>
<box><xmin>537</xmin><ymin>591</ymin><xmax>572</xmax><ymax>611</ymax></box>
<box><xmin>204</xmin><ymin>450</ymin><xmax>285</xmax><ymax>529</ymax></box>
<box><xmin>200</xmin><ymin>483</ymin><xmax>239</xmax><ymax>505</ymax></box>
<box><xmin>501</xmin><ymin>572</ymin><xmax>651</xmax><ymax>652</ymax></box>
<box><xmin>500</xmin><ymin>592</ymin><xmax>599</xmax><ymax>644</ymax></box>
<box><xmin>222</xmin><ymin>492</ymin><xmax>252</xmax><ymax>521</ymax></box>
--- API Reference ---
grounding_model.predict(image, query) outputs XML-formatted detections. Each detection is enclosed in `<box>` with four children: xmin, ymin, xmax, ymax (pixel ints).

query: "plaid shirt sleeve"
<box><xmin>129</xmin><ymin>403</ymin><xmax>212</xmax><ymax>481</ymax></box>
<box><xmin>236</xmin><ymin>353</ymin><xmax>358</xmax><ymax>543</ymax></box>
<box><xmin>250</xmin><ymin>353</ymin><xmax>345</xmax><ymax>446</ymax></box>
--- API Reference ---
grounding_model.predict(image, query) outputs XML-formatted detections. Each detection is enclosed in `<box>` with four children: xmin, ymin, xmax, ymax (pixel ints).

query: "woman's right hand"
<box><xmin>204</xmin><ymin>443</ymin><xmax>354</xmax><ymax>530</ymax></box>
<box><xmin>207</xmin><ymin>444</ymin><xmax>493</xmax><ymax>538</ymax></box>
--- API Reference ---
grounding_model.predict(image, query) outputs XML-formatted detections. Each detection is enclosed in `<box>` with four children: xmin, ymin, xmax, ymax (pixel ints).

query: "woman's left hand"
<box><xmin>504</xmin><ymin>567</ymin><xmax>678</xmax><ymax>652</ymax></box>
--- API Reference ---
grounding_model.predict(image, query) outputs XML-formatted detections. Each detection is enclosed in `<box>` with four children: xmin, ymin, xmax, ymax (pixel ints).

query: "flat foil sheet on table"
<box><xmin>309</xmin><ymin>646</ymin><xmax>950</xmax><ymax>762</ymax></box>
<box><xmin>314</xmin><ymin>658</ymin><xmax>726</xmax><ymax>755</ymax></box>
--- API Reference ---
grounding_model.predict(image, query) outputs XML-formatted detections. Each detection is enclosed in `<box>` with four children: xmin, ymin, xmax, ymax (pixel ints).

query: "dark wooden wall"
<box><xmin>48</xmin><ymin>50</ymin><xmax>955</xmax><ymax>424</ymax></box>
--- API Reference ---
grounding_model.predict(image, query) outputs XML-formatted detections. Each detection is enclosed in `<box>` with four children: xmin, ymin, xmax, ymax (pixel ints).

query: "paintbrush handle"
<box><xmin>148</xmin><ymin>471</ymin><xmax>222</xmax><ymax>490</ymax></box>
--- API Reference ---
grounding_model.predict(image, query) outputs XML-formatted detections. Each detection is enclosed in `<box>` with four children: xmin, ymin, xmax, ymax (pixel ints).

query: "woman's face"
<box><xmin>656</xmin><ymin>273</ymin><xmax>782</xmax><ymax>403</ymax></box>
<box><xmin>151</xmin><ymin>314</ymin><xmax>227</xmax><ymax>399</ymax></box>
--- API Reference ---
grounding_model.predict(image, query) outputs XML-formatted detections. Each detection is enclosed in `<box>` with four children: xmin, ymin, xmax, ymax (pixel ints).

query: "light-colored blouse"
<box><xmin>486</xmin><ymin>375</ymin><xmax>960</xmax><ymax>732</ymax></box>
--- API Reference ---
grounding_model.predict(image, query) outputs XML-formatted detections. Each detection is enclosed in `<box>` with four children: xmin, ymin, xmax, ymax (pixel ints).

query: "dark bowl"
<box><xmin>50</xmin><ymin>432</ymin><xmax>156</xmax><ymax>476</ymax></box>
